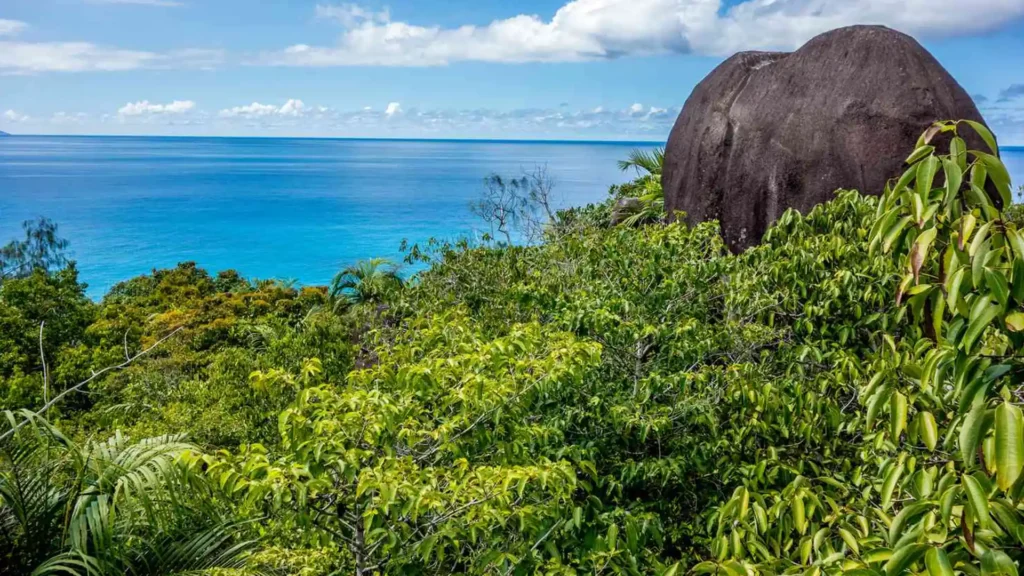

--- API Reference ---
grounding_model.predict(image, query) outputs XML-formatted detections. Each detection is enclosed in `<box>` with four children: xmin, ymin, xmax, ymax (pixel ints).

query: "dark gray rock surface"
<box><xmin>662</xmin><ymin>25</ymin><xmax>988</xmax><ymax>251</ymax></box>
<box><xmin>610</xmin><ymin>197</ymin><xmax>644</xmax><ymax>226</ymax></box>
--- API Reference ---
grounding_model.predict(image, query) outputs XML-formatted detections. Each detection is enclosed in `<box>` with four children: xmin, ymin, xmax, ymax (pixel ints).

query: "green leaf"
<box><xmin>691</xmin><ymin>562</ymin><xmax>719</xmax><ymax>575</ymax></box>
<box><xmin>607</xmin><ymin>523</ymin><xmax>618</xmax><ymax>550</ymax></box>
<box><xmin>985</xmin><ymin>269</ymin><xmax>1010</xmax><ymax>309</ymax></box>
<box><xmin>961</xmin><ymin>213</ymin><xmax>978</xmax><ymax>250</ymax></box>
<box><xmin>918</xmin><ymin>123</ymin><xmax>943</xmax><ymax>147</ymax></box>
<box><xmin>1006</xmin><ymin>312</ymin><xmax>1024</xmax><ymax>332</ymax></box>
<box><xmin>911</xmin><ymin>228</ymin><xmax>938</xmax><ymax>282</ymax></box>
<box><xmin>918</xmin><ymin>411</ymin><xmax>938</xmax><ymax>451</ymax></box>
<box><xmin>969</xmin><ymin>220</ymin><xmax>994</xmax><ymax>258</ymax></box>
<box><xmin>951</xmin><ymin>136</ymin><xmax>967</xmax><ymax>170</ymax></box>
<box><xmin>792</xmin><ymin>494</ymin><xmax>806</xmax><ymax>534</ymax></box>
<box><xmin>963</xmin><ymin>474</ymin><xmax>990</xmax><ymax>529</ymax></box>
<box><xmin>962</xmin><ymin>299</ymin><xmax>1000</xmax><ymax>353</ymax></box>
<box><xmin>419</xmin><ymin>534</ymin><xmax>438</xmax><ymax>561</ymax></box>
<box><xmin>1012</xmin><ymin>258</ymin><xmax>1024</xmax><ymax>302</ymax></box>
<box><xmin>839</xmin><ymin>527</ymin><xmax>860</xmax><ymax>555</ymax></box>
<box><xmin>894</xmin><ymin>164</ymin><xmax>919</xmax><ymax>194</ymax></box>
<box><xmin>881</xmin><ymin>461</ymin><xmax>905</xmax><ymax>510</ymax></box>
<box><xmin>867</xmin><ymin>386</ymin><xmax>893</xmax><ymax>430</ymax></box>
<box><xmin>884</xmin><ymin>543</ymin><xmax>928</xmax><ymax>576</ymax></box>
<box><xmin>974</xmin><ymin>151</ymin><xmax>1013</xmax><ymax>208</ymax></box>
<box><xmin>960</xmin><ymin>402</ymin><xmax>990</xmax><ymax>466</ymax></box>
<box><xmin>946</xmin><ymin>268</ymin><xmax>966</xmax><ymax>316</ymax></box>
<box><xmin>925</xmin><ymin>547</ymin><xmax>954</xmax><ymax>576</ymax></box>
<box><xmin>891</xmin><ymin>392</ymin><xmax>908</xmax><ymax>440</ymax></box>
<box><xmin>964</xmin><ymin>119</ymin><xmax>999</xmax><ymax>155</ymax></box>
<box><xmin>889</xmin><ymin>502</ymin><xmax>930</xmax><ymax>546</ymax></box>
<box><xmin>1007</xmin><ymin>228</ymin><xmax>1024</xmax><ymax>261</ymax></box>
<box><xmin>981</xmin><ymin>550</ymin><xmax>1018</xmax><ymax>576</ymax></box>
<box><xmin>941</xmin><ymin>157</ymin><xmax>963</xmax><ymax>209</ymax></box>
<box><xmin>916</xmin><ymin>156</ymin><xmax>940</xmax><ymax>202</ymax></box>
<box><xmin>906</xmin><ymin>145</ymin><xmax>936</xmax><ymax>165</ymax></box>
<box><xmin>884</xmin><ymin>216</ymin><xmax>914</xmax><ymax>253</ymax></box>
<box><xmin>995</xmin><ymin>402</ymin><xmax>1024</xmax><ymax>491</ymax></box>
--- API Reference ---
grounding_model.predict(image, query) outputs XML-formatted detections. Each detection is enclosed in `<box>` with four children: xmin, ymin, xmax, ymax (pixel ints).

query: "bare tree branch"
<box><xmin>1</xmin><ymin>327</ymin><xmax>184</xmax><ymax>442</ymax></box>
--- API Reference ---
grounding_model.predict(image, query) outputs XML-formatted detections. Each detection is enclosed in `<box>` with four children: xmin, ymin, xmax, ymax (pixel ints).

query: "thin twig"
<box><xmin>414</xmin><ymin>377</ymin><xmax>543</xmax><ymax>463</ymax></box>
<box><xmin>39</xmin><ymin>321</ymin><xmax>48</xmax><ymax>410</ymax></box>
<box><xmin>504</xmin><ymin>520</ymin><xmax>563</xmax><ymax>576</ymax></box>
<box><xmin>1</xmin><ymin>327</ymin><xmax>183</xmax><ymax>442</ymax></box>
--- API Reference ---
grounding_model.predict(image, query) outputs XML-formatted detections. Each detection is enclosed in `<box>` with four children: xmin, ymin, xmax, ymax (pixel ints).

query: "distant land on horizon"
<box><xmin>0</xmin><ymin>131</ymin><xmax>10</xmax><ymax>137</ymax></box>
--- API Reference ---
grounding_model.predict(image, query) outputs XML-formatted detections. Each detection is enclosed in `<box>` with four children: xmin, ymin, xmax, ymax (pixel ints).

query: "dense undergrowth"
<box><xmin>2</xmin><ymin>121</ymin><xmax>1024</xmax><ymax>575</ymax></box>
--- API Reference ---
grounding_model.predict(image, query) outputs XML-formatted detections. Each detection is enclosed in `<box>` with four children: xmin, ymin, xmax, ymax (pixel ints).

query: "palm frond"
<box><xmin>131</xmin><ymin>522</ymin><xmax>259</xmax><ymax>575</ymax></box>
<box><xmin>617</xmin><ymin>148</ymin><xmax>665</xmax><ymax>177</ymax></box>
<box><xmin>1</xmin><ymin>414</ymin><xmax>259</xmax><ymax>576</ymax></box>
<box><xmin>329</xmin><ymin>258</ymin><xmax>404</xmax><ymax>306</ymax></box>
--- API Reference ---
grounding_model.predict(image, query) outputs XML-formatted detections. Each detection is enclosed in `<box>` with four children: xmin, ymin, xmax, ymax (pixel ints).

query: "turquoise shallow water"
<box><xmin>0</xmin><ymin>136</ymin><xmax>652</xmax><ymax>297</ymax></box>
<box><xmin>1</xmin><ymin>136</ymin><xmax>1022</xmax><ymax>298</ymax></box>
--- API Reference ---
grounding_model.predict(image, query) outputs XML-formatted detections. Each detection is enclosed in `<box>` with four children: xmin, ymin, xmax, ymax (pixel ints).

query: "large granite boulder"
<box><xmin>662</xmin><ymin>25</ymin><xmax>988</xmax><ymax>251</ymax></box>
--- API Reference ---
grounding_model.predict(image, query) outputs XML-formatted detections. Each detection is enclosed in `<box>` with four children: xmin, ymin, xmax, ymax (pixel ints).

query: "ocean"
<box><xmin>1</xmin><ymin>135</ymin><xmax>1022</xmax><ymax>298</ymax></box>
<box><xmin>0</xmin><ymin>136</ymin><xmax>651</xmax><ymax>297</ymax></box>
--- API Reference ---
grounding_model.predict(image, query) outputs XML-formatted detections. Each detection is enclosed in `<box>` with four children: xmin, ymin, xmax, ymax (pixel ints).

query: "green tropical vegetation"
<box><xmin>1</xmin><ymin>121</ymin><xmax>1022</xmax><ymax>575</ymax></box>
<box><xmin>611</xmin><ymin>147</ymin><xmax>665</xmax><ymax>227</ymax></box>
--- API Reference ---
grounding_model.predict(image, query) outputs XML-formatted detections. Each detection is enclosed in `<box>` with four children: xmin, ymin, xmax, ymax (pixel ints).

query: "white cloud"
<box><xmin>267</xmin><ymin>0</ymin><xmax>1024</xmax><ymax>66</ymax></box>
<box><xmin>0</xmin><ymin>19</ymin><xmax>27</xmax><ymax>37</ymax></box>
<box><xmin>51</xmin><ymin>111</ymin><xmax>90</xmax><ymax>125</ymax></box>
<box><xmin>278</xmin><ymin>99</ymin><xmax>307</xmax><ymax>117</ymax></box>
<box><xmin>118</xmin><ymin>100</ymin><xmax>196</xmax><ymax>116</ymax></box>
<box><xmin>977</xmin><ymin>94</ymin><xmax>1024</xmax><ymax>147</ymax></box>
<box><xmin>219</xmin><ymin>99</ymin><xmax>310</xmax><ymax>119</ymax></box>
<box><xmin>306</xmin><ymin>102</ymin><xmax>681</xmax><ymax>137</ymax></box>
<box><xmin>0</xmin><ymin>20</ymin><xmax>223</xmax><ymax>74</ymax></box>
<box><xmin>629</xmin><ymin>103</ymin><xmax>646</xmax><ymax>115</ymax></box>
<box><xmin>11</xmin><ymin>101</ymin><xmax>681</xmax><ymax>138</ymax></box>
<box><xmin>219</xmin><ymin>102</ymin><xmax>277</xmax><ymax>118</ymax></box>
<box><xmin>0</xmin><ymin>42</ymin><xmax>156</xmax><ymax>73</ymax></box>
<box><xmin>315</xmin><ymin>4</ymin><xmax>390</xmax><ymax>27</ymax></box>
<box><xmin>3</xmin><ymin>109</ymin><xmax>29</xmax><ymax>122</ymax></box>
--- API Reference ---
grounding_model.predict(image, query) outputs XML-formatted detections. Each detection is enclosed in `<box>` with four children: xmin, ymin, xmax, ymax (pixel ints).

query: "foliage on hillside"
<box><xmin>1</xmin><ymin>122</ymin><xmax>1022</xmax><ymax>575</ymax></box>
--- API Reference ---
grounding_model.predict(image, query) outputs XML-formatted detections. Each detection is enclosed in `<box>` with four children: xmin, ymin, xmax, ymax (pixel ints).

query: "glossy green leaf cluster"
<box><xmin>711</xmin><ymin>120</ymin><xmax>1024</xmax><ymax>576</ymax></box>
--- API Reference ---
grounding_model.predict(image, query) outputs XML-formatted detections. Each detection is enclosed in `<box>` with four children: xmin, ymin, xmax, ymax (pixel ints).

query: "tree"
<box><xmin>471</xmin><ymin>166</ymin><xmax>559</xmax><ymax>244</ymax></box>
<box><xmin>0</xmin><ymin>266</ymin><xmax>95</xmax><ymax>411</ymax></box>
<box><xmin>617</xmin><ymin>148</ymin><xmax>664</xmax><ymax>178</ymax></box>
<box><xmin>205</xmin><ymin>322</ymin><xmax>599</xmax><ymax>574</ymax></box>
<box><xmin>708</xmin><ymin>120</ymin><xmax>1024</xmax><ymax>576</ymax></box>
<box><xmin>614</xmin><ymin>148</ymin><xmax>666</xmax><ymax>227</ymax></box>
<box><xmin>0</xmin><ymin>218</ymin><xmax>70</xmax><ymax>282</ymax></box>
<box><xmin>329</xmin><ymin>258</ymin><xmax>404</xmax><ymax>308</ymax></box>
<box><xmin>0</xmin><ymin>411</ymin><xmax>257</xmax><ymax>575</ymax></box>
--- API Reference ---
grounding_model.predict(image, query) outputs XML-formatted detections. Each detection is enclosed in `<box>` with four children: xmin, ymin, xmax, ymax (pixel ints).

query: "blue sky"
<box><xmin>1</xmin><ymin>0</ymin><xmax>1024</xmax><ymax>142</ymax></box>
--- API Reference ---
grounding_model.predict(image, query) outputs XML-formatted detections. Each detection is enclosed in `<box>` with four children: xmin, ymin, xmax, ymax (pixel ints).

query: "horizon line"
<box><xmin>0</xmin><ymin>132</ymin><xmax>667</xmax><ymax>146</ymax></box>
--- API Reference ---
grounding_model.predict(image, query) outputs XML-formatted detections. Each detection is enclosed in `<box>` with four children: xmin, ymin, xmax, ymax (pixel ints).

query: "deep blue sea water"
<box><xmin>0</xmin><ymin>136</ymin><xmax>651</xmax><ymax>297</ymax></box>
<box><xmin>1</xmin><ymin>136</ymin><xmax>1022</xmax><ymax>299</ymax></box>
